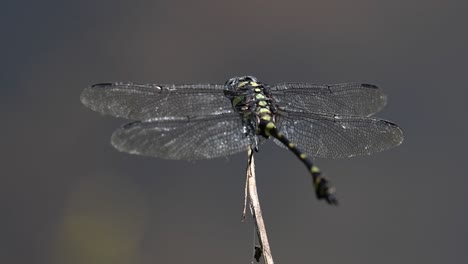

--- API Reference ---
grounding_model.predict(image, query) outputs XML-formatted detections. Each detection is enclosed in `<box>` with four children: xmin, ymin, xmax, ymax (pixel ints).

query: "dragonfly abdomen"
<box><xmin>259</xmin><ymin>119</ymin><xmax>338</xmax><ymax>205</ymax></box>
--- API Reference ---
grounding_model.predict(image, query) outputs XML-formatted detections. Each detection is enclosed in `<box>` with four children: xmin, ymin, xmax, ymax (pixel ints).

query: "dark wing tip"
<box><xmin>122</xmin><ymin>120</ymin><xmax>142</xmax><ymax>129</ymax></box>
<box><xmin>80</xmin><ymin>83</ymin><xmax>115</xmax><ymax>109</ymax></box>
<box><xmin>91</xmin><ymin>82</ymin><xmax>114</xmax><ymax>88</ymax></box>
<box><xmin>81</xmin><ymin>82</ymin><xmax>116</xmax><ymax>106</ymax></box>
<box><xmin>361</xmin><ymin>83</ymin><xmax>379</xmax><ymax>89</ymax></box>
<box><xmin>378</xmin><ymin>119</ymin><xmax>405</xmax><ymax>145</ymax></box>
<box><xmin>378</xmin><ymin>119</ymin><xmax>400</xmax><ymax>128</ymax></box>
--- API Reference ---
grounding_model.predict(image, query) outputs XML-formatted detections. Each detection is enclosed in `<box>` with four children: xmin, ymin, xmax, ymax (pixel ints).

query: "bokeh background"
<box><xmin>2</xmin><ymin>0</ymin><xmax>467</xmax><ymax>263</ymax></box>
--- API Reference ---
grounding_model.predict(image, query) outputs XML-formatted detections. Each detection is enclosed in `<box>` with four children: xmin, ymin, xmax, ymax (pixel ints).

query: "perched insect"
<box><xmin>81</xmin><ymin>76</ymin><xmax>404</xmax><ymax>204</ymax></box>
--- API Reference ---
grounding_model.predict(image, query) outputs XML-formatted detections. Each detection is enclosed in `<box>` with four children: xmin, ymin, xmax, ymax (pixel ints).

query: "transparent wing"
<box><xmin>111</xmin><ymin>114</ymin><xmax>253</xmax><ymax>160</ymax></box>
<box><xmin>80</xmin><ymin>82</ymin><xmax>232</xmax><ymax>120</ymax></box>
<box><xmin>270</xmin><ymin>83</ymin><xmax>387</xmax><ymax>116</ymax></box>
<box><xmin>274</xmin><ymin>112</ymin><xmax>403</xmax><ymax>159</ymax></box>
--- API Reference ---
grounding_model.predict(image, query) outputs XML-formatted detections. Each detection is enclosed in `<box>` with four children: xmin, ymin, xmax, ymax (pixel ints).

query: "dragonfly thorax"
<box><xmin>224</xmin><ymin>75</ymin><xmax>259</xmax><ymax>88</ymax></box>
<box><xmin>224</xmin><ymin>76</ymin><xmax>277</xmax><ymax>149</ymax></box>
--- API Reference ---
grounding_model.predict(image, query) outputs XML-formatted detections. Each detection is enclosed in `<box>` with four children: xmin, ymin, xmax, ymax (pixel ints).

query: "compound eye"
<box><xmin>238</xmin><ymin>75</ymin><xmax>258</xmax><ymax>83</ymax></box>
<box><xmin>246</xmin><ymin>76</ymin><xmax>258</xmax><ymax>82</ymax></box>
<box><xmin>224</xmin><ymin>77</ymin><xmax>237</xmax><ymax>86</ymax></box>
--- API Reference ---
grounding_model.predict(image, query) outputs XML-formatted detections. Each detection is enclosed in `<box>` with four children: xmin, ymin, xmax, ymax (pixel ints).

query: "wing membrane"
<box><xmin>274</xmin><ymin>112</ymin><xmax>403</xmax><ymax>159</ymax></box>
<box><xmin>80</xmin><ymin>82</ymin><xmax>232</xmax><ymax>120</ymax></box>
<box><xmin>111</xmin><ymin>114</ymin><xmax>251</xmax><ymax>160</ymax></box>
<box><xmin>270</xmin><ymin>83</ymin><xmax>387</xmax><ymax>116</ymax></box>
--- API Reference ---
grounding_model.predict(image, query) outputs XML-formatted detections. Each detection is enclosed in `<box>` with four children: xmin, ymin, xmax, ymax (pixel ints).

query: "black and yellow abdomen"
<box><xmin>258</xmin><ymin>119</ymin><xmax>338</xmax><ymax>205</ymax></box>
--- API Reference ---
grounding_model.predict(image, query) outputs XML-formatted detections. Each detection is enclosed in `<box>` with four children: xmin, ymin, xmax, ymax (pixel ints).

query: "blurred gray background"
<box><xmin>2</xmin><ymin>0</ymin><xmax>467</xmax><ymax>263</ymax></box>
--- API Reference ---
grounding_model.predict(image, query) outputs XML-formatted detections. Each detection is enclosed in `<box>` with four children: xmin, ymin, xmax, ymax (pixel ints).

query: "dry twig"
<box><xmin>243</xmin><ymin>147</ymin><xmax>274</xmax><ymax>264</ymax></box>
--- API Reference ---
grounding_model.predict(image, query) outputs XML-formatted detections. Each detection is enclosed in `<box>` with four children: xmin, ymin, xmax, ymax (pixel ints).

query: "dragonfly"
<box><xmin>80</xmin><ymin>76</ymin><xmax>404</xmax><ymax>205</ymax></box>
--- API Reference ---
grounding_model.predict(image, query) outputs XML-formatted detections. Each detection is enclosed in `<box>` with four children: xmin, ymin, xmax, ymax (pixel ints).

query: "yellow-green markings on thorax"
<box><xmin>240</xmin><ymin>80</ymin><xmax>277</xmax><ymax>140</ymax></box>
<box><xmin>238</xmin><ymin>81</ymin><xmax>249</xmax><ymax>88</ymax></box>
<box><xmin>232</xmin><ymin>96</ymin><xmax>244</xmax><ymax>107</ymax></box>
<box><xmin>255</xmin><ymin>93</ymin><xmax>266</xmax><ymax>100</ymax></box>
<box><xmin>232</xmin><ymin>81</ymin><xmax>258</xmax><ymax>108</ymax></box>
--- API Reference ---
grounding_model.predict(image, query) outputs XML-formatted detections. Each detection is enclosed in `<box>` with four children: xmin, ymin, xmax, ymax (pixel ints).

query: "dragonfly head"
<box><xmin>224</xmin><ymin>76</ymin><xmax>260</xmax><ymax>90</ymax></box>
